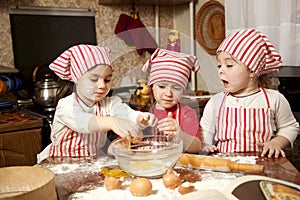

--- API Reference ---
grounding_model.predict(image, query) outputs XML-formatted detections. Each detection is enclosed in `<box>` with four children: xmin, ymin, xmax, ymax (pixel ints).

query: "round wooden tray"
<box><xmin>0</xmin><ymin>166</ymin><xmax>57</xmax><ymax>200</ymax></box>
<box><xmin>195</xmin><ymin>0</ymin><xmax>225</xmax><ymax>55</ymax></box>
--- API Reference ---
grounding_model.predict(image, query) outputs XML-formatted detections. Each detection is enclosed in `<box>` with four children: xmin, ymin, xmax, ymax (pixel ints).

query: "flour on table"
<box><xmin>47</xmin><ymin>163</ymin><xmax>80</xmax><ymax>174</ymax></box>
<box><xmin>48</xmin><ymin>155</ymin><xmax>259</xmax><ymax>199</ymax></box>
<box><xmin>70</xmin><ymin>178</ymin><xmax>177</xmax><ymax>200</ymax></box>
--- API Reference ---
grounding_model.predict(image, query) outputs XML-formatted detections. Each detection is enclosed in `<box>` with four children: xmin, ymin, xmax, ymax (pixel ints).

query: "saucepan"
<box><xmin>32</xmin><ymin>64</ymin><xmax>59</xmax><ymax>108</ymax></box>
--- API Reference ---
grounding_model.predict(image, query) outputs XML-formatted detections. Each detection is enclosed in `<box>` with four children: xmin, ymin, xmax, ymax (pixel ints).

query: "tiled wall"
<box><xmin>0</xmin><ymin>0</ymin><xmax>174</xmax><ymax>87</ymax></box>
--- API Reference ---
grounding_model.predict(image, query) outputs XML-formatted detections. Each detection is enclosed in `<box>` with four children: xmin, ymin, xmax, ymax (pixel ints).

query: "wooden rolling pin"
<box><xmin>178</xmin><ymin>154</ymin><xmax>264</xmax><ymax>173</ymax></box>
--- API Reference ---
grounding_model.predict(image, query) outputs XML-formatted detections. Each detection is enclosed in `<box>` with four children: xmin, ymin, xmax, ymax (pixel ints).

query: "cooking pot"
<box><xmin>33</xmin><ymin>65</ymin><xmax>59</xmax><ymax>108</ymax></box>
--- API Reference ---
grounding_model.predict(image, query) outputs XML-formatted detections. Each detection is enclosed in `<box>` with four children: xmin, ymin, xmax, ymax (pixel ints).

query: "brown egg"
<box><xmin>178</xmin><ymin>182</ymin><xmax>195</xmax><ymax>195</ymax></box>
<box><xmin>104</xmin><ymin>176</ymin><xmax>123</xmax><ymax>191</ymax></box>
<box><xmin>162</xmin><ymin>173</ymin><xmax>182</xmax><ymax>189</ymax></box>
<box><xmin>129</xmin><ymin>177</ymin><xmax>152</xmax><ymax>196</ymax></box>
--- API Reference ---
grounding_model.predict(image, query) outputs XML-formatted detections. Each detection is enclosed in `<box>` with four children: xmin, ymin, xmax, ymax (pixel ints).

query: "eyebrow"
<box><xmin>89</xmin><ymin>72</ymin><xmax>113</xmax><ymax>77</ymax></box>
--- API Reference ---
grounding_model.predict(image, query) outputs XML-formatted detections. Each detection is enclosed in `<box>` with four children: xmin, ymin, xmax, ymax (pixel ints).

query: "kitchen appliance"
<box><xmin>10</xmin><ymin>6</ymin><xmax>97</xmax><ymax>96</ymax></box>
<box><xmin>18</xmin><ymin>106</ymin><xmax>53</xmax><ymax>149</ymax></box>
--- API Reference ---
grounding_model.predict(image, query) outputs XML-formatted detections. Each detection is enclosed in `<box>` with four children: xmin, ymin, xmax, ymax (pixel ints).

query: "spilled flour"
<box><xmin>39</xmin><ymin>155</ymin><xmax>259</xmax><ymax>200</ymax></box>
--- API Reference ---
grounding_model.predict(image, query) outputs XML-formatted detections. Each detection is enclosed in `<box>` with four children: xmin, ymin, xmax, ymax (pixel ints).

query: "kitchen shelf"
<box><xmin>98</xmin><ymin>0</ymin><xmax>194</xmax><ymax>6</ymax></box>
<box><xmin>0</xmin><ymin>66</ymin><xmax>19</xmax><ymax>73</ymax></box>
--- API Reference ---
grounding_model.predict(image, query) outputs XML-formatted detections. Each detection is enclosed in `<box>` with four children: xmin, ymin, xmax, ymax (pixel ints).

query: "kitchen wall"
<box><xmin>0</xmin><ymin>0</ymin><xmax>173</xmax><ymax>88</ymax></box>
<box><xmin>174</xmin><ymin>0</ymin><xmax>224</xmax><ymax>93</ymax></box>
<box><xmin>0</xmin><ymin>0</ymin><xmax>226</xmax><ymax>93</ymax></box>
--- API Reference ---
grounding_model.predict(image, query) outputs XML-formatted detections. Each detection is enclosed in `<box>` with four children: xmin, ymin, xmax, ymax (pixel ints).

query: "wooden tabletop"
<box><xmin>37</xmin><ymin>152</ymin><xmax>300</xmax><ymax>199</ymax></box>
<box><xmin>220</xmin><ymin>152</ymin><xmax>300</xmax><ymax>185</ymax></box>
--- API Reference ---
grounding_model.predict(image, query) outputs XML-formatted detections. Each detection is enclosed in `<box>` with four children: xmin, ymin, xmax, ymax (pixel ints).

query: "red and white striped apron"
<box><xmin>49</xmin><ymin>96</ymin><xmax>107</xmax><ymax>157</ymax></box>
<box><xmin>216</xmin><ymin>87</ymin><xmax>272</xmax><ymax>152</ymax></box>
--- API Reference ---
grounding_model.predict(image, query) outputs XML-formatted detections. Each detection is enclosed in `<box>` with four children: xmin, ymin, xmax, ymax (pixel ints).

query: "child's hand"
<box><xmin>201</xmin><ymin>143</ymin><xmax>218</xmax><ymax>153</ymax></box>
<box><xmin>157</xmin><ymin>113</ymin><xmax>181</xmax><ymax>138</ymax></box>
<box><xmin>110</xmin><ymin>118</ymin><xmax>143</xmax><ymax>140</ymax></box>
<box><xmin>258</xmin><ymin>141</ymin><xmax>286</xmax><ymax>158</ymax></box>
<box><xmin>136</xmin><ymin>112</ymin><xmax>158</xmax><ymax>128</ymax></box>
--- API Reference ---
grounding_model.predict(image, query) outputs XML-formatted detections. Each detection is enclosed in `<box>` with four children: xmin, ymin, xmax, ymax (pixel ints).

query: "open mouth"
<box><xmin>221</xmin><ymin>79</ymin><xmax>228</xmax><ymax>84</ymax></box>
<box><xmin>221</xmin><ymin>79</ymin><xmax>229</xmax><ymax>87</ymax></box>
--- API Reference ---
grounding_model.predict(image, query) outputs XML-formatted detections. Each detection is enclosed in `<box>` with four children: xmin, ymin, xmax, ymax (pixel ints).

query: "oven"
<box><xmin>18</xmin><ymin>105</ymin><xmax>53</xmax><ymax>149</ymax></box>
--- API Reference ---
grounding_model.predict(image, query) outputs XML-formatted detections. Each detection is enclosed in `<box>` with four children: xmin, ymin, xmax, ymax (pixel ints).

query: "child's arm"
<box><xmin>259</xmin><ymin>91</ymin><xmax>300</xmax><ymax>158</ymax></box>
<box><xmin>157</xmin><ymin>112</ymin><xmax>202</xmax><ymax>153</ymax></box>
<box><xmin>136</xmin><ymin>112</ymin><xmax>158</xmax><ymax>128</ymax></box>
<box><xmin>88</xmin><ymin>116</ymin><xmax>143</xmax><ymax>140</ymax></box>
<box><xmin>109</xmin><ymin>96</ymin><xmax>157</xmax><ymax>129</ymax></box>
<box><xmin>199</xmin><ymin>94</ymin><xmax>222</xmax><ymax>151</ymax></box>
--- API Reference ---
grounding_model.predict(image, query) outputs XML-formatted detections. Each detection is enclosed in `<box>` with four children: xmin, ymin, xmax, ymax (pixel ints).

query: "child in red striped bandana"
<box><xmin>37</xmin><ymin>44</ymin><xmax>157</xmax><ymax>163</ymax></box>
<box><xmin>142</xmin><ymin>48</ymin><xmax>202</xmax><ymax>153</ymax></box>
<box><xmin>200</xmin><ymin>29</ymin><xmax>299</xmax><ymax>158</ymax></box>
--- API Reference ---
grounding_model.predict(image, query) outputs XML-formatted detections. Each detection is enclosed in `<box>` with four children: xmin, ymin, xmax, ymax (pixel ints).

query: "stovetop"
<box><xmin>19</xmin><ymin>105</ymin><xmax>55</xmax><ymax>124</ymax></box>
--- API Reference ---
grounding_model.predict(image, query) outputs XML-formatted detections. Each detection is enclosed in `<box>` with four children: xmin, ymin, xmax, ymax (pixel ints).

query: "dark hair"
<box><xmin>54</xmin><ymin>79</ymin><xmax>74</xmax><ymax>105</ymax></box>
<box><xmin>258</xmin><ymin>72</ymin><xmax>279</xmax><ymax>89</ymax></box>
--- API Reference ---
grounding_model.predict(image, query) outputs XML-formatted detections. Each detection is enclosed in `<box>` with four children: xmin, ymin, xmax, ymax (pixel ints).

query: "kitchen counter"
<box><xmin>0</xmin><ymin>110</ymin><xmax>43</xmax><ymax>166</ymax></box>
<box><xmin>36</xmin><ymin>152</ymin><xmax>300</xmax><ymax>200</ymax></box>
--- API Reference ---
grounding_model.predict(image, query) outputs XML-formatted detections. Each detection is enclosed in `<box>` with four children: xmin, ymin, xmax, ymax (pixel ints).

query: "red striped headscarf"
<box><xmin>49</xmin><ymin>44</ymin><xmax>112</xmax><ymax>83</ymax></box>
<box><xmin>142</xmin><ymin>48</ymin><xmax>200</xmax><ymax>89</ymax></box>
<box><xmin>217</xmin><ymin>29</ymin><xmax>282</xmax><ymax>76</ymax></box>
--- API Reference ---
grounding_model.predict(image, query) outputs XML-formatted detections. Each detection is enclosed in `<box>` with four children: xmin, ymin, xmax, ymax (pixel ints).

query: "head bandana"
<box><xmin>217</xmin><ymin>29</ymin><xmax>282</xmax><ymax>76</ymax></box>
<box><xmin>49</xmin><ymin>44</ymin><xmax>112</xmax><ymax>83</ymax></box>
<box><xmin>142</xmin><ymin>48</ymin><xmax>200</xmax><ymax>89</ymax></box>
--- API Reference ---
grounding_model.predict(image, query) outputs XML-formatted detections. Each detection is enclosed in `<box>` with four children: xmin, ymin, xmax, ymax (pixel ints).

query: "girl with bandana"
<box><xmin>142</xmin><ymin>48</ymin><xmax>202</xmax><ymax>153</ymax></box>
<box><xmin>200</xmin><ymin>29</ymin><xmax>299</xmax><ymax>158</ymax></box>
<box><xmin>37</xmin><ymin>44</ymin><xmax>157</xmax><ymax>163</ymax></box>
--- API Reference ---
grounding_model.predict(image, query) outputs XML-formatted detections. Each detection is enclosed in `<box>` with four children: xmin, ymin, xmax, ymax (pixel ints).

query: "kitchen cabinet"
<box><xmin>0</xmin><ymin>111</ymin><xmax>43</xmax><ymax>167</ymax></box>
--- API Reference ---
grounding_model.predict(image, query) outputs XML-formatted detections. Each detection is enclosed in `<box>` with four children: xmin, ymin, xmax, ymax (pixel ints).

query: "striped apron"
<box><xmin>216</xmin><ymin>87</ymin><xmax>272</xmax><ymax>152</ymax></box>
<box><xmin>49</xmin><ymin>95</ymin><xmax>107</xmax><ymax>157</ymax></box>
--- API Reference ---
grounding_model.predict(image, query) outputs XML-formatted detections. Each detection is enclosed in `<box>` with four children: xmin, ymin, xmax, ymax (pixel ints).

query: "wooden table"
<box><xmin>223</xmin><ymin>152</ymin><xmax>300</xmax><ymax>184</ymax></box>
<box><xmin>37</xmin><ymin>152</ymin><xmax>300</xmax><ymax>200</ymax></box>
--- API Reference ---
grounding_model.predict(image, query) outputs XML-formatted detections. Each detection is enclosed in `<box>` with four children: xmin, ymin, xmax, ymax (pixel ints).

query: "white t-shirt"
<box><xmin>200</xmin><ymin>89</ymin><xmax>299</xmax><ymax>147</ymax></box>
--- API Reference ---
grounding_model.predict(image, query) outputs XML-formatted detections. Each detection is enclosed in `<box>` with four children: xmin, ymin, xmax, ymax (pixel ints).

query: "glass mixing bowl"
<box><xmin>111</xmin><ymin>135</ymin><xmax>183</xmax><ymax>178</ymax></box>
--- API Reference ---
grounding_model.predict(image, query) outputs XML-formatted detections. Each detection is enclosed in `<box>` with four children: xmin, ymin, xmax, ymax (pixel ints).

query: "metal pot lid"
<box><xmin>36</xmin><ymin>74</ymin><xmax>59</xmax><ymax>88</ymax></box>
